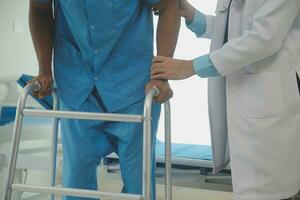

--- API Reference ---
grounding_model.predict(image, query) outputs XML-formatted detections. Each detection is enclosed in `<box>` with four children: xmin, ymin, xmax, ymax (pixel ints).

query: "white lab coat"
<box><xmin>202</xmin><ymin>0</ymin><xmax>300</xmax><ymax>199</ymax></box>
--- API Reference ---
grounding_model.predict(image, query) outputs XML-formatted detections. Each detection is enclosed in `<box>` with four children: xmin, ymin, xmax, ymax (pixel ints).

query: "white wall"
<box><xmin>156</xmin><ymin>0</ymin><xmax>218</xmax><ymax>145</ymax></box>
<box><xmin>0</xmin><ymin>1</ymin><xmax>38</xmax><ymax>79</ymax></box>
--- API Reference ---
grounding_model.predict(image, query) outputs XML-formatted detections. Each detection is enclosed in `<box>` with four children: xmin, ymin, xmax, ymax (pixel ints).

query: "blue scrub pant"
<box><xmin>59</xmin><ymin>89</ymin><xmax>161</xmax><ymax>200</ymax></box>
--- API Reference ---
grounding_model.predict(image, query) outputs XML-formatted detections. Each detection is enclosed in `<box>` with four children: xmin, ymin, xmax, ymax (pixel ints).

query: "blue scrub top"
<box><xmin>34</xmin><ymin>0</ymin><xmax>159</xmax><ymax>112</ymax></box>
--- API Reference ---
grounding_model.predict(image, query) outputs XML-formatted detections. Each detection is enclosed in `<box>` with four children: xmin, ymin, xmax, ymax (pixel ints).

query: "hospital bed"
<box><xmin>105</xmin><ymin>141</ymin><xmax>232</xmax><ymax>193</ymax></box>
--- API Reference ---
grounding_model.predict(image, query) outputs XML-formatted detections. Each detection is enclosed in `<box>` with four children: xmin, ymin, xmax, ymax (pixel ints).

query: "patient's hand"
<box><xmin>145</xmin><ymin>79</ymin><xmax>173</xmax><ymax>104</ymax></box>
<box><xmin>28</xmin><ymin>73</ymin><xmax>53</xmax><ymax>99</ymax></box>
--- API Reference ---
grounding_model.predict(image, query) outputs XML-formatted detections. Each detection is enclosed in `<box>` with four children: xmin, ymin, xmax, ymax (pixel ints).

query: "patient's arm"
<box><xmin>153</xmin><ymin>0</ymin><xmax>181</xmax><ymax>57</ymax></box>
<box><xmin>29</xmin><ymin>0</ymin><xmax>54</xmax><ymax>98</ymax></box>
<box><xmin>145</xmin><ymin>0</ymin><xmax>181</xmax><ymax>103</ymax></box>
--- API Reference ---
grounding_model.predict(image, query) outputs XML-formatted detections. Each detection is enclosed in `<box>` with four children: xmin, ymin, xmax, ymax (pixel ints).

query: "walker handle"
<box><xmin>152</xmin><ymin>86</ymin><xmax>160</xmax><ymax>98</ymax></box>
<box><xmin>33</xmin><ymin>81</ymin><xmax>42</xmax><ymax>93</ymax></box>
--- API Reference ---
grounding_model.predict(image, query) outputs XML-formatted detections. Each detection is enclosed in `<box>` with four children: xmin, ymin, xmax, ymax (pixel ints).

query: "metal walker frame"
<box><xmin>3</xmin><ymin>82</ymin><xmax>172</xmax><ymax>200</ymax></box>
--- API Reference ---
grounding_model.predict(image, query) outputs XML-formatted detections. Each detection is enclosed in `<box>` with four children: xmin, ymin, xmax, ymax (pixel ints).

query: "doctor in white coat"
<box><xmin>151</xmin><ymin>0</ymin><xmax>300</xmax><ymax>199</ymax></box>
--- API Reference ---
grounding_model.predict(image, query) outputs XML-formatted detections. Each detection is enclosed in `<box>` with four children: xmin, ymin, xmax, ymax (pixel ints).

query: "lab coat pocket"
<box><xmin>242</xmin><ymin>72</ymin><xmax>283</xmax><ymax>118</ymax></box>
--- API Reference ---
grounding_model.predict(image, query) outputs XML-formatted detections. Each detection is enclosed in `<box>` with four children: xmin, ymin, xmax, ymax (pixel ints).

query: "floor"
<box><xmin>12</xmin><ymin>166</ymin><xmax>300</xmax><ymax>200</ymax></box>
<box><xmin>20</xmin><ymin>165</ymin><xmax>234</xmax><ymax>200</ymax></box>
<box><xmin>24</xmin><ymin>181</ymin><xmax>234</xmax><ymax>200</ymax></box>
<box><xmin>9</xmin><ymin>154</ymin><xmax>297</xmax><ymax>200</ymax></box>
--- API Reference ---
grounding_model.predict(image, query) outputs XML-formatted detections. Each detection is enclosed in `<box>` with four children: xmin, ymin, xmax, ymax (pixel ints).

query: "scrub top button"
<box><xmin>91</xmin><ymin>25</ymin><xmax>95</xmax><ymax>30</ymax></box>
<box><xmin>94</xmin><ymin>76</ymin><xmax>98</xmax><ymax>81</ymax></box>
<box><xmin>94</xmin><ymin>49</ymin><xmax>99</xmax><ymax>54</ymax></box>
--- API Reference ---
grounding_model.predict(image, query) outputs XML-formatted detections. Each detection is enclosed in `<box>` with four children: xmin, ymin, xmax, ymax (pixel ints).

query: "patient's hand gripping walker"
<box><xmin>3</xmin><ymin>82</ymin><xmax>172</xmax><ymax>200</ymax></box>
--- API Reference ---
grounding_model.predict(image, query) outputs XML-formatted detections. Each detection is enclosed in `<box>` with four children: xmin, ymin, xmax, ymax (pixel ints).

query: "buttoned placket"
<box><xmin>87</xmin><ymin>11</ymin><xmax>100</xmax><ymax>82</ymax></box>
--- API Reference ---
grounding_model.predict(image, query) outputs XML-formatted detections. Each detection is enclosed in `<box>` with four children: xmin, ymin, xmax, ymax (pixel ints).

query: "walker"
<box><xmin>3</xmin><ymin>82</ymin><xmax>172</xmax><ymax>200</ymax></box>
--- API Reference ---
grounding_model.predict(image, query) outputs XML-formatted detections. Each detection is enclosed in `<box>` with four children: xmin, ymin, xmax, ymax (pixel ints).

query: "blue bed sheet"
<box><xmin>0</xmin><ymin>107</ymin><xmax>53</xmax><ymax>127</ymax></box>
<box><xmin>156</xmin><ymin>141</ymin><xmax>212</xmax><ymax>161</ymax></box>
<box><xmin>0</xmin><ymin>106</ymin><xmax>55</xmax><ymax>127</ymax></box>
<box><xmin>0</xmin><ymin>106</ymin><xmax>16</xmax><ymax>126</ymax></box>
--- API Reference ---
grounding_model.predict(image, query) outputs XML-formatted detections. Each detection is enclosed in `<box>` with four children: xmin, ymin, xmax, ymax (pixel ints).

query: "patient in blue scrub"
<box><xmin>29</xmin><ymin>0</ymin><xmax>180</xmax><ymax>200</ymax></box>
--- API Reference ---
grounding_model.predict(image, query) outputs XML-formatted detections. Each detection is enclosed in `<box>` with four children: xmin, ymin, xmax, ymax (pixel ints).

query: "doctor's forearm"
<box><xmin>29</xmin><ymin>1</ymin><xmax>54</xmax><ymax>75</ymax></box>
<box><xmin>186</xmin><ymin>10</ymin><xmax>207</xmax><ymax>38</ymax></box>
<box><xmin>193</xmin><ymin>54</ymin><xmax>220</xmax><ymax>78</ymax></box>
<box><xmin>155</xmin><ymin>1</ymin><xmax>181</xmax><ymax>57</ymax></box>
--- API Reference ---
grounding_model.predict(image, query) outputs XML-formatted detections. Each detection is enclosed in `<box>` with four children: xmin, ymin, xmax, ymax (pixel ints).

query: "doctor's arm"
<box><xmin>29</xmin><ymin>0</ymin><xmax>54</xmax><ymax>98</ymax></box>
<box><xmin>151</xmin><ymin>0</ymin><xmax>218</xmax><ymax>80</ymax></box>
<box><xmin>210</xmin><ymin>0</ymin><xmax>300</xmax><ymax>76</ymax></box>
<box><xmin>180</xmin><ymin>0</ymin><xmax>215</xmax><ymax>39</ymax></box>
<box><xmin>145</xmin><ymin>0</ymin><xmax>181</xmax><ymax>103</ymax></box>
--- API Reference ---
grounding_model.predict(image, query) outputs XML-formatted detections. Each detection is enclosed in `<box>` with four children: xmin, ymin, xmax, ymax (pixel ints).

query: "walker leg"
<box><xmin>164</xmin><ymin>101</ymin><xmax>172</xmax><ymax>200</ymax></box>
<box><xmin>142</xmin><ymin>107</ymin><xmax>153</xmax><ymax>200</ymax></box>
<box><xmin>49</xmin><ymin>117</ymin><xmax>59</xmax><ymax>200</ymax></box>
<box><xmin>50</xmin><ymin>91</ymin><xmax>59</xmax><ymax>200</ymax></box>
<box><xmin>142</xmin><ymin>89</ymin><xmax>159</xmax><ymax>200</ymax></box>
<box><xmin>3</xmin><ymin>98</ymin><xmax>25</xmax><ymax>200</ymax></box>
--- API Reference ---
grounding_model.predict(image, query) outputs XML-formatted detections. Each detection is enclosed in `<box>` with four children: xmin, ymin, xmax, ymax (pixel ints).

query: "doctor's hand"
<box><xmin>179</xmin><ymin>0</ymin><xmax>195</xmax><ymax>23</ymax></box>
<box><xmin>28</xmin><ymin>73</ymin><xmax>53</xmax><ymax>99</ymax></box>
<box><xmin>145</xmin><ymin>80</ymin><xmax>173</xmax><ymax>104</ymax></box>
<box><xmin>151</xmin><ymin>56</ymin><xmax>195</xmax><ymax>80</ymax></box>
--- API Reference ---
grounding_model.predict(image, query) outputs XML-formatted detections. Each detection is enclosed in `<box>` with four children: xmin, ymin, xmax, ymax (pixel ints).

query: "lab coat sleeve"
<box><xmin>186</xmin><ymin>9</ymin><xmax>215</xmax><ymax>39</ymax></box>
<box><xmin>210</xmin><ymin>0</ymin><xmax>300</xmax><ymax>76</ymax></box>
<box><xmin>193</xmin><ymin>54</ymin><xmax>220</xmax><ymax>78</ymax></box>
